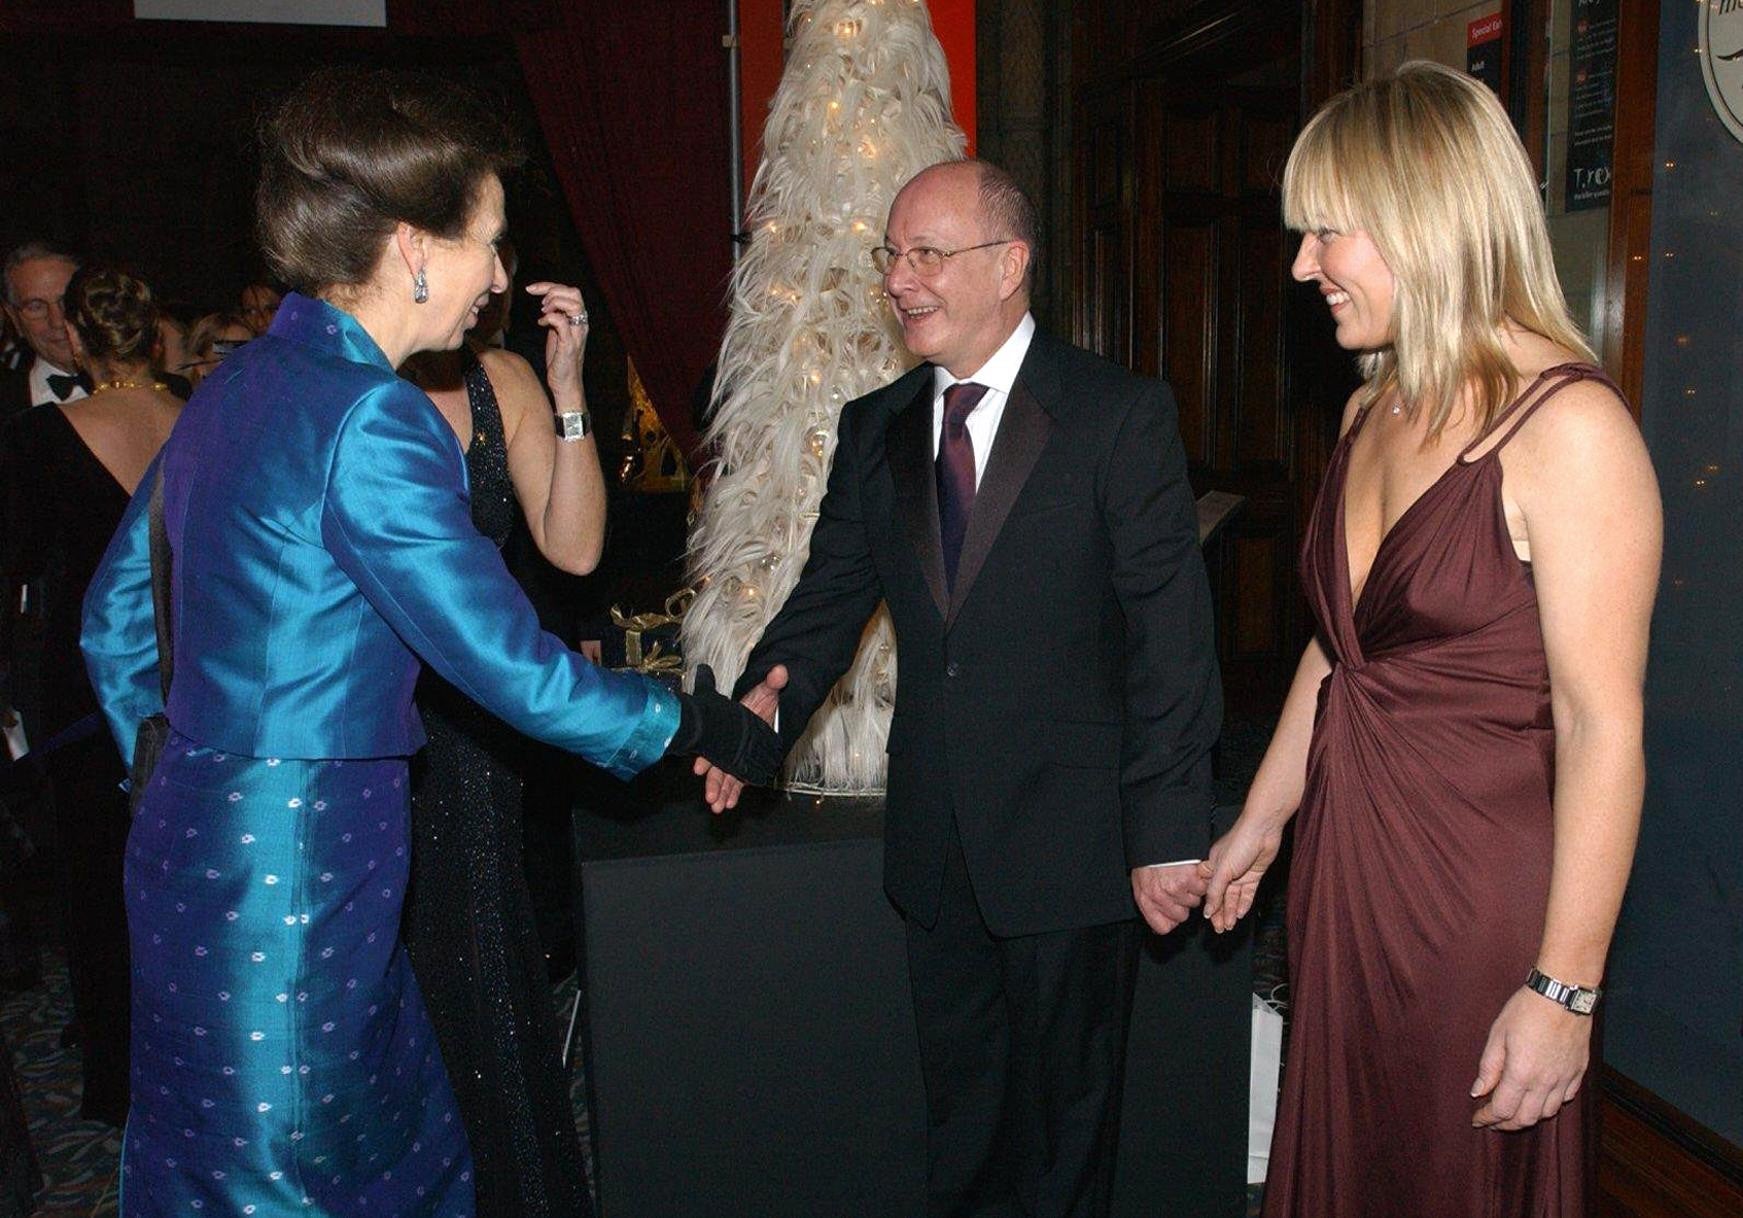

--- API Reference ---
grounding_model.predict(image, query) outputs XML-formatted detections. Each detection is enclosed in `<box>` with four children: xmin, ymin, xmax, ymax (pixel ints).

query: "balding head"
<box><xmin>880</xmin><ymin>159</ymin><xmax>1035</xmax><ymax>377</ymax></box>
<box><xmin>897</xmin><ymin>160</ymin><xmax>1038</xmax><ymax>289</ymax></box>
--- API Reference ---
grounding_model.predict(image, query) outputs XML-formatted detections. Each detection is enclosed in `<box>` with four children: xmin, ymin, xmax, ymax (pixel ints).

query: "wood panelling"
<box><xmin>1162</xmin><ymin>110</ymin><xmax>1221</xmax><ymax>195</ymax></box>
<box><xmin>1235</xmin><ymin>225</ymin><xmax>1284</xmax><ymax>468</ymax></box>
<box><xmin>1241</xmin><ymin>112</ymin><xmax>1292</xmax><ymax>196</ymax></box>
<box><xmin>1071</xmin><ymin>0</ymin><xmax>1357</xmax><ymax>710</ymax></box>
<box><xmin>1597</xmin><ymin>1070</ymin><xmax>1743</xmax><ymax>1218</ymax></box>
<box><xmin>1232</xmin><ymin>536</ymin><xmax>1277</xmax><ymax>654</ymax></box>
<box><xmin>1162</xmin><ymin>221</ymin><xmax>1218</xmax><ymax>463</ymax></box>
<box><xmin>1601</xmin><ymin>0</ymin><xmax>1660</xmax><ymax>416</ymax></box>
<box><xmin>1082</xmin><ymin>88</ymin><xmax>1134</xmax><ymax>367</ymax></box>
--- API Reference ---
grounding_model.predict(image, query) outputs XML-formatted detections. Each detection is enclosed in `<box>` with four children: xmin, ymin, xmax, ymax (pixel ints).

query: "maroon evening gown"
<box><xmin>1263</xmin><ymin>365</ymin><xmax>1614</xmax><ymax>1218</ymax></box>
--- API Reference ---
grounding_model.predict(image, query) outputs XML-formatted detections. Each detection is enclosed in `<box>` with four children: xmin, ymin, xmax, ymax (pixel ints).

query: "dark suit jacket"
<box><xmin>0</xmin><ymin>370</ymin><xmax>30</xmax><ymax>425</ymax></box>
<box><xmin>0</xmin><ymin>365</ymin><xmax>93</xmax><ymax>423</ymax></box>
<box><xmin>739</xmin><ymin>328</ymin><xmax>1222</xmax><ymax>937</ymax></box>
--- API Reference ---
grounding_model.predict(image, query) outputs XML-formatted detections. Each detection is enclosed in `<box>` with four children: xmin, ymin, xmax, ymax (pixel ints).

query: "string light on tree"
<box><xmin>683</xmin><ymin>0</ymin><xmax>965</xmax><ymax>794</ymax></box>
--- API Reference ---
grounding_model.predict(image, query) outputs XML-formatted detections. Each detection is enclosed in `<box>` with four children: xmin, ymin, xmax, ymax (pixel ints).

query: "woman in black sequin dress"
<box><xmin>401</xmin><ymin>278</ymin><xmax>605</xmax><ymax>1218</ymax></box>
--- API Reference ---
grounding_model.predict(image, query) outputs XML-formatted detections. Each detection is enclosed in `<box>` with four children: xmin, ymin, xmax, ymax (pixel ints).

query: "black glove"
<box><xmin>670</xmin><ymin>664</ymin><xmax>784</xmax><ymax>787</ymax></box>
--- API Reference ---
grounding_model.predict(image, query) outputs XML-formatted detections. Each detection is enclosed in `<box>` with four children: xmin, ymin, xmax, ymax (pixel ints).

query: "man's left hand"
<box><xmin>1131</xmin><ymin>863</ymin><xmax>1207</xmax><ymax>935</ymax></box>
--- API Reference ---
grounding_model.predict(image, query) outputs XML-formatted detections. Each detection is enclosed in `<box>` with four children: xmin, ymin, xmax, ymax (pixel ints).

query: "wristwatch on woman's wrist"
<box><xmin>1524</xmin><ymin>967</ymin><xmax>1601</xmax><ymax>1015</ymax></box>
<box><xmin>554</xmin><ymin>407</ymin><xmax>592</xmax><ymax>441</ymax></box>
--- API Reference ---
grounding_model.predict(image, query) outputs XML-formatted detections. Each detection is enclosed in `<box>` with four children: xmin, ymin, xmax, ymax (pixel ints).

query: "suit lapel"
<box><xmin>947</xmin><ymin>377</ymin><xmax>1053</xmax><ymax>625</ymax></box>
<box><xmin>886</xmin><ymin>377</ymin><xmax>949</xmax><ymax>620</ymax></box>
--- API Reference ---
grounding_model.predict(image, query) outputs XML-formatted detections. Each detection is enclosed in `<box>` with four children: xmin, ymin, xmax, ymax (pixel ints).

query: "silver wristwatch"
<box><xmin>1524</xmin><ymin>967</ymin><xmax>1601</xmax><ymax>1015</ymax></box>
<box><xmin>555</xmin><ymin>408</ymin><xmax>592</xmax><ymax>441</ymax></box>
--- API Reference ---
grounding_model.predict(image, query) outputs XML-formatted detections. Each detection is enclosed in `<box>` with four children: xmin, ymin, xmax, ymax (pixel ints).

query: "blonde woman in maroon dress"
<box><xmin>1200</xmin><ymin>61</ymin><xmax>1661</xmax><ymax>1217</ymax></box>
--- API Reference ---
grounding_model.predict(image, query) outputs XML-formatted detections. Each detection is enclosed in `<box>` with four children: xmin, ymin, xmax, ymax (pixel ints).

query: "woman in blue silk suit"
<box><xmin>80</xmin><ymin>69</ymin><xmax>777</xmax><ymax>1218</ymax></box>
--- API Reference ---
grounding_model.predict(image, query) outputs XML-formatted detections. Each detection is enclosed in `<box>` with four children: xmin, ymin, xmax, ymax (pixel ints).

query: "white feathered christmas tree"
<box><xmin>683</xmin><ymin>0</ymin><xmax>966</xmax><ymax>793</ymax></box>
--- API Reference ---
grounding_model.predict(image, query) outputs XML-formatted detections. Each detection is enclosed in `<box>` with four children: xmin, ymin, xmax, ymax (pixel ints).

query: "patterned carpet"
<box><xmin>3</xmin><ymin>954</ymin><xmax>122</xmax><ymax>1216</ymax></box>
<box><xmin>0</xmin><ymin>953</ymin><xmax>595</xmax><ymax>1217</ymax></box>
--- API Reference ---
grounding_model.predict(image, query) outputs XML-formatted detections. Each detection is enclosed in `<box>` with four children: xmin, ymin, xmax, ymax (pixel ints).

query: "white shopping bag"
<box><xmin>1248</xmin><ymin>994</ymin><xmax>1284</xmax><ymax>1185</ymax></box>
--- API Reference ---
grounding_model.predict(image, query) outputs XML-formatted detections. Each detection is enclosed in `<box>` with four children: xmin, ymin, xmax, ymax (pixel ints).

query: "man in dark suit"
<box><xmin>700</xmin><ymin>160</ymin><xmax>1222</xmax><ymax>1217</ymax></box>
<box><xmin>1</xmin><ymin>243</ymin><xmax>85</xmax><ymax>939</ymax></box>
<box><xmin>1</xmin><ymin>243</ymin><xmax>86</xmax><ymax>423</ymax></box>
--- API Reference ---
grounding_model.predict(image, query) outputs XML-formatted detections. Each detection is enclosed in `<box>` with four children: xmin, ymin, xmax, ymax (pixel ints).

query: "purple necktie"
<box><xmin>936</xmin><ymin>381</ymin><xmax>988</xmax><ymax>592</ymax></box>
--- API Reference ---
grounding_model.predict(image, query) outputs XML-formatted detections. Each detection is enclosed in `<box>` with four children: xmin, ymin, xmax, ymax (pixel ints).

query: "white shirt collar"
<box><xmin>932</xmin><ymin>312</ymin><xmax>1036</xmax><ymax>399</ymax></box>
<box><xmin>28</xmin><ymin>357</ymin><xmax>84</xmax><ymax>406</ymax></box>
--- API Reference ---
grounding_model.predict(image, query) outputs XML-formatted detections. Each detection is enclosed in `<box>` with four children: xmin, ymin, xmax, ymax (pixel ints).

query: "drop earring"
<box><xmin>413</xmin><ymin>270</ymin><xmax>429</xmax><ymax>304</ymax></box>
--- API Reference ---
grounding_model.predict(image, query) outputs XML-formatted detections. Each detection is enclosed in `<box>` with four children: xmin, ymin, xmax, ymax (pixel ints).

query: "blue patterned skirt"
<box><xmin>121</xmin><ymin>732</ymin><xmax>474</xmax><ymax>1217</ymax></box>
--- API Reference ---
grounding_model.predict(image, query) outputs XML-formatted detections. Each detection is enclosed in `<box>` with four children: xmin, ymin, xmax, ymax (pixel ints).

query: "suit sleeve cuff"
<box><xmin>1122</xmin><ymin>755</ymin><xmax>1214</xmax><ymax>867</ymax></box>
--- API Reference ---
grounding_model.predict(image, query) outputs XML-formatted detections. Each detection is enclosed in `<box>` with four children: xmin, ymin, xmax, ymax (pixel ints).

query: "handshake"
<box><xmin>669</xmin><ymin>664</ymin><xmax>785</xmax><ymax>811</ymax></box>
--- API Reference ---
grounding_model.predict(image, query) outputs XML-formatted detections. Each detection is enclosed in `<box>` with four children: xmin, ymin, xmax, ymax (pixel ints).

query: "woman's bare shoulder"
<box><xmin>1515</xmin><ymin>370</ymin><xmax>1637</xmax><ymax>456</ymax></box>
<box><xmin>1505</xmin><ymin>369</ymin><xmax>1655</xmax><ymax>514</ymax></box>
<box><xmin>475</xmin><ymin>347</ymin><xmax>549</xmax><ymax>433</ymax></box>
<box><xmin>477</xmin><ymin>346</ymin><xmax>542</xmax><ymax>395</ymax></box>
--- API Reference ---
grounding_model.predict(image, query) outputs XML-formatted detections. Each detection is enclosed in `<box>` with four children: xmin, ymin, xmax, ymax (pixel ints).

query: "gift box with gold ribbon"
<box><xmin>604</xmin><ymin>588</ymin><xmax>692</xmax><ymax>689</ymax></box>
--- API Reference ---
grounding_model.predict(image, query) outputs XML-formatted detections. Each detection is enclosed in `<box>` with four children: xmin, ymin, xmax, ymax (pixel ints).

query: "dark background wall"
<box><xmin>0</xmin><ymin>24</ymin><xmax>635</xmax><ymax>467</ymax></box>
<box><xmin>1602</xmin><ymin>0</ymin><xmax>1743</xmax><ymax>1149</ymax></box>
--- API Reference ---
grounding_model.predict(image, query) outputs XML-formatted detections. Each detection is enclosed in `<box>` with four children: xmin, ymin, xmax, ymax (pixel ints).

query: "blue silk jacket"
<box><xmin>82</xmin><ymin>293</ymin><xmax>679</xmax><ymax>778</ymax></box>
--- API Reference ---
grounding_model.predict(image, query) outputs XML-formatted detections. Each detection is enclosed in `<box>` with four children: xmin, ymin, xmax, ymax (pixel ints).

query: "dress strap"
<box><xmin>1343</xmin><ymin>392</ymin><xmax>1385</xmax><ymax>444</ymax></box>
<box><xmin>1458</xmin><ymin>362</ymin><xmax>1620</xmax><ymax>462</ymax></box>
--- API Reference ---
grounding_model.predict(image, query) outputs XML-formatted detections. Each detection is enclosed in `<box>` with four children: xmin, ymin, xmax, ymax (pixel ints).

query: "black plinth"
<box><xmin>573</xmin><ymin>775</ymin><xmax>1250</xmax><ymax>1217</ymax></box>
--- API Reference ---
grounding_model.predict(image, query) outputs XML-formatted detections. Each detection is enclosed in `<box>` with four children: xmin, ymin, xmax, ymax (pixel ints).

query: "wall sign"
<box><xmin>1566</xmin><ymin>0</ymin><xmax>1619</xmax><ymax>211</ymax></box>
<box><xmin>1466</xmin><ymin>13</ymin><xmax>1504</xmax><ymax>97</ymax></box>
<box><xmin>1703</xmin><ymin>0</ymin><xmax>1743</xmax><ymax>145</ymax></box>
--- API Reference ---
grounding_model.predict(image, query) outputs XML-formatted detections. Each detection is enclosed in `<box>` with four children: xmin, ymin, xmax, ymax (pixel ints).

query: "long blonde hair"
<box><xmin>1282</xmin><ymin>60</ymin><xmax>1593</xmax><ymax>437</ymax></box>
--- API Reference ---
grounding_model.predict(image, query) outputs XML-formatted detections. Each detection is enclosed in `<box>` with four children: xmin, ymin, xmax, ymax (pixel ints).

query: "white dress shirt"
<box><xmin>27</xmin><ymin>358</ymin><xmax>87</xmax><ymax>407</ymax></box>
<box><xmin>930</xmin><ymin>313</ymin><xmax>1035</xmax><ymax>485</ymax></box>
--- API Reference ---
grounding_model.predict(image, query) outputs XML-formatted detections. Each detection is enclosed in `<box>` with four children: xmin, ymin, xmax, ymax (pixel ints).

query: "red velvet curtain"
<box><xmin>514</xmin><ymin>4</ymin><xmax>732</xmax><ymax>466</ymax></box>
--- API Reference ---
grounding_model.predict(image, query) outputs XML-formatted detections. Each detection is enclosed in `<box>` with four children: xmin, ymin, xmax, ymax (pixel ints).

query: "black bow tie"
<box><xmin>45</xmin><ymin>372</ymin><xmax>81</xmax><ymax>401</ymax></box>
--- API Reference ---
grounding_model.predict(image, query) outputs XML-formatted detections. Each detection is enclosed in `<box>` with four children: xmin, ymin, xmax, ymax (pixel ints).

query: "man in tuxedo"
<box><xmin>701</xmin><ymin>160</ymin><xmax>1222</xmax><ymax>1217</ymax></box>
<box><xmin>1</xmin><ymin>243</ymin><xmax>85</xmax><ymax>422</ymax></box>
<box><xmin>1</xmin><ymin>242</ymin><xmax>84</xmax><ymax>912</ymax></box>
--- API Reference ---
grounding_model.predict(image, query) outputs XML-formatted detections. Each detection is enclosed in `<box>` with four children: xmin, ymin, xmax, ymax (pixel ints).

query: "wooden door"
<box><xmin>1072</xmin><ymin>2</ymin><xmax>1354</xmax><ymax>712</ymax></box>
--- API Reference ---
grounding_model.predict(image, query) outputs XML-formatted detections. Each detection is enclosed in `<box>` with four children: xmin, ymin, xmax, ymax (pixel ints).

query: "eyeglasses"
<box><xmin>210</xmin><ymin>338</ymin><xmax>250</xmax><ymax>358</ymax></box>
<box><xmin>869</xmin><ymin>240</ymin><xmax>1015</xmax><ymax>278</ymax></box>
<box><xmin>13</xmin><ymin>297</ymin><xmax>63</xmax><ymax>321</ymax></box>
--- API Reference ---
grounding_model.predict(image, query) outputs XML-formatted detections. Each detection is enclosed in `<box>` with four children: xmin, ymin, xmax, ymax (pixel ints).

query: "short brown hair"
<box><xmin>256</xmin><ymin>68</ymin><xmax>526</xmax><ymax>296</ymax></box>
<box><xmin>65</xmin><ymin>266</ymin><xmax>156</xmax><ymax>364</ymax></box>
